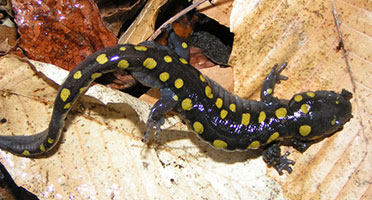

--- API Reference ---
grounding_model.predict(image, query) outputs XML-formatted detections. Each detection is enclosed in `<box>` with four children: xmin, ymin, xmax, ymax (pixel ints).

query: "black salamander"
<box><xmin>0</xmin><ymin>41</ymin><xmax>352</xmax><ymax>174</ymax></box>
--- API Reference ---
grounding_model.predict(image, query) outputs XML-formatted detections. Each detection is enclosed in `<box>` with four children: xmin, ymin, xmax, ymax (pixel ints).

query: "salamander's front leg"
<box><xmin>263</xmin><ymin>143</ymin><xmax>295</xmax><ymax>175</ymax></box>
<box><xmin>261</xmin><ymin>63</ymin><xmax>288</xmax><ymax>106</ymax></box>
<box><xmin>143</xmin><ymin>88</ymin><xmax>178</xmax><ymax>142</ymax></box>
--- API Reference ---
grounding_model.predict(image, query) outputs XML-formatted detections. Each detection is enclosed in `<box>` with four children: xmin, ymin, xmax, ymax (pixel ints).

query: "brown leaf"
<box><xmin>230</xmin><ymin>0</ymin><xmax>371</xmax><ymax>199</ymax></box>
<box><xmin>1</xmin><ymin>0</ymin><xmax>371</xmax><ymax>199</ymax></box>
<box><xmin>118</xmin><ymin>0</ymin><xmax>168</xmax><ymax>44</ymax></box>
<box><xmin>12</xmin><ymin>0</ymin><xmax>117</xmax><ymax>70</ymax></box>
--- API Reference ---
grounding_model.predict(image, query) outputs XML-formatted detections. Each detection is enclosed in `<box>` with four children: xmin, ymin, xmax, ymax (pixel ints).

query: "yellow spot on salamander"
<box><xmin>118</xmin><ymin>59</ymin><xmax>129</xmax><ymax>69</ymax></box>
<box><xmin>215</xmin><ymin>98</ymin><xmax>223</xmax><ymax>109</ymax></box>
<box><xmin>22</xmin><ymin>150</ymin><xmax>30</xmax><ymax>156</ymax></box>
<box><xmin>80</xmin><ymin>87</ymin><xmax>88</xmax><ymax>94</ymax></box>
<box><xmin>200</xmin><ymin>74</ymin><xmax>206</xmax><ymax>82</ymax></box>
<box><xmin>60</xmin><ymin>88</ymin><xmax>70</xmax><ymax>102</ymax></box>
<box><xmin>275</xmin><ymin>107</ymin><xmax>287</xmax><ymax>119</ymax></box>
<box><xmin>73</xmin><ymin>70</ymin><xmax>82</xmax><ymax>79</ymax></box>
<box><xmin>64</xmin><ymin>103</ymin><xmax>71</xmax><ymax>109</ymax></box>
<box><xmin>179</xmin><ymin>58</ymin><xmax>188</xmax><ymax>64</ymax></box>
<box><xmin>182</xmin><ymin>42</ymin><xmax>188</xmax><ymax>49</ymax></box>
<box><xmin>335</xmin><ymin>100</ymin><xmax>339</xmax><ymax>104</ymax></box>
<box><xmin>213</xmin><ymin>140</ymin><xmax>228</xmax><ymax>149</ymax></box>
<box><xmin>172</xmin><ymin>95</ymin><xmax>178</xmax><ymax>101</ymax></box>
<box><xmin>301</xmin><ymin>104</ymin><xmax>310</xmax><ymax>114</ymax></box>
<box><xmin>96</xmin><ymin>54</ymin><xmax>108</xmax><ymax>64</ymax></box>
<box><xmin>48</xmin><ymin>138</ymin><xmax>54</xmax><ymax>144</ymax></box>
<box><xmin>205</xmin><ymin>86</ymin><xmax>213</xmax><ymax>99</ymax></box>
<box><xmin>247</xmin><ymin>141</ymin><xmax>260</xmax><ymax>149</ymax></box>
<box><xmin>229</xmin><ymin>104</ymin><xmax>236</xmax><ymax>112</ymax></box>
<box><xmin>91</xmin><ymin>72</ymin><xmax>102</xmax><ymax>80</ymax></box>
<box><xmin>331</xmin><ymin>115</ymin><xmax>337</xmax><ymax>125</ymax></box>
<box><xmin>134</xmin><ymin>46</ymin><xmax>147</xmax><ymax>51</ymax></box>
<box><xmin>241</xmin><ymin>113</ymin><xmax>251</xmax><ymax>125</ymax></box>
<box><xmin>294</xmin><ymin>95</ymin><xmax>303</xmax><ymax>102</ymax></box>
<box><xmin>120</xmin><ymin>46</ymin><xmax>126</xmax><ymax>51</ymax></box>
<box><xmin>299</xmin><ymin>125</ymin><xmax>311</xmax><ymax>136</ymax></box>
<box><xmin>159</xmin><ymin>72</ymin><xmax>170</xmax><ymax>82</ymax></box>
<box><xmin>193</xmin><ymin>121</ymin><xmax>204</xmax><ymax>134</ymax></box>
<box><xmin>174</xmin><ymin>78</ymin><xmax>184</xmax><ymax>89</ymax></box>
<box><xmin>143</xmin><ymin>58</ymin><xmax>157</xmax><ymax>69</ymax></box>
<box><xmin>164</xmin><ymin>55</ymin><xmax>172</xmax><ymax>63</ymax></box>
<box><xmin>266</xmin><ymin>132</ymin><xmax>279</xmax><ymax>144</ymax></box>
<box><xmin>306</xmin><ymin>92</ymin><xmax>315</xmax><ymax>98</ymax></box>
<box><xmin>258</xmin><ymin>111</ymin><xmax>266</xmax><ymax>123</ymax></box>
<box><xmin>40</xmin><ymin>144</ymin><xmax>46</xmax><ymax>152</ymax></box>
<box><xmin>220</xmin><ymin>109</ymin><xmax>228</xmax><ymax>119</ymax></box>
<box><xmin>181</xmin><ymin>98</ymin><xmax>193</xmax><ymax>111</ymax></box>
<box><xmin>311</xmin><ymin>135</ymin><xmax>320</xmax><ymax>140</ymax></box>
<box><xmin>267</xmin><ymin>88</ymin><xmax>273</xmax><ymax>95</ymax></box>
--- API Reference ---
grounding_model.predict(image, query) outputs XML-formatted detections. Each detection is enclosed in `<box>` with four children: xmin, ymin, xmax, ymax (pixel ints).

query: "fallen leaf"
<box><xmin>1</xmin><ymin>0</ymin><xmax>371</xmax><ymax>199</ymax></box>
<box><xmin>230</xmin><ymin>0</ymin><xmax>371</xmax><ymax>199</ymax></box>
<box><xmin>13</xmin><ymin>0</ymin><xmax>117</xmax><ymax>70</ymax></box>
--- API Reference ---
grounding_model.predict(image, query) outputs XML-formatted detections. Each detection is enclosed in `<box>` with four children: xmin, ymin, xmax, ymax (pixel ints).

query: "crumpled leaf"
<box><xmin>12</xmin><ymin>0</ymin><xmax>117</xmax><ymax>70</ymax></box>
<box><xmin>1</xmin><ymin>0</ymin><xmax>371</xmax><ymax>199</ymax></box>
<box><xmin>230</xmin><ymin>0</ymin><xmax>371</xmax><ymax>199</ymax></box>
<box><xmin>0</xmin><ymin>53</ymin><xmax>281</xmax><ymax>199</ymax></box>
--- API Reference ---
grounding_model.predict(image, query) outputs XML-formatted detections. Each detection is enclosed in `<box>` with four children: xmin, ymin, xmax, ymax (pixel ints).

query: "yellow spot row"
<box><xmin>299</xmin><ymin>125</ymin><xmax>311</xmax><ymax>136</ymax></box>
<box><xmin>301</xmin><ymin>104</ymin><xmax>310</xmax><ymax>114</ymax></box>
<box><xmin>220</xmin><ymin>109</ymin><xmax>228</xmax><ymax>119</ymax></box>
<box><xmin>175</xmin><ymin>78</ymin><xmax>184</xmax><ymax>89</ymax></box>
<box><xmin>266</xmin><ymin>132</ymin><xmax>279</xmax><ymax>144</ymax></box>
<box><xmin>91</xmin><ymin>73</ymin><xmax>102</xmax><ymax>79</ymax></box>
<box><xmin>193</xmin><ymin>121</ymin><xmax>204</xmax><ymax>134</ymax></box>
<box><xmin>211</xmin><ymin>139</ymin><xmax>263</xmax><ymax>150</ymax></box>
<box><xmin>96</xmin><ymin>54</ymin><xmax>108</xmax><ymax>64</ymax></box>
<box><xmin>275</xmin><ymin>107</ymin><xmax>287</xmax><ymax>119</ymax></box>
<box><xmin>159</xmin><ymin>72</ymin><xmax>170</xmax><ymax>82</ymax></box>
<box><xmin>143</xmin><ymin>58</ymin><xmax>157</xmax><ymax>69</ymax></box>
<box><xmin>205</xmin><ymin>86</ymin><xmax>213</xmax><ymax>99</ymax></box>
<box><xmin>134</xmin><ymin>46</ymin><xmax>147</xmax><ymax>51</ymax></box>
<box><xmin>215</xmin><ymin>98</ymin><xmax>223</xmax><ymax>108</ymax></box>
<box><xmin>182</xmin><ymin>98</ymin><xmax>192</xmax><ymax>111</ymax></box>
<box><xmin>258</xmin><ymin>111</ymin><xmax>266</xmax><ymax>123</ymax></box>
<box><xmin>60</xmin><ymin>88</ymin><xmax>70</xmax><ymax>102</ymax></box>
<box><xmin>179</xmin><ymin>58</ymin><xmax>188</xmax><ymax>64</ymax></box>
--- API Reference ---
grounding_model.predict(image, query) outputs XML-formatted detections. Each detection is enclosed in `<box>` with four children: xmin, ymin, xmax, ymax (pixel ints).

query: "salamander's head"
<box><xmin>287</xmin><ymin>89</ymin><xmax>352</xmax><ymax>141</ymax></box>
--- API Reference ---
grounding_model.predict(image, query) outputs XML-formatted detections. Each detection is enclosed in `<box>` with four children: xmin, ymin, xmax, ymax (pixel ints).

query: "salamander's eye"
<box><xmin>288</xmin><ymin>89</ymin><xmax>352</xmax><ymax>140</ymax></box>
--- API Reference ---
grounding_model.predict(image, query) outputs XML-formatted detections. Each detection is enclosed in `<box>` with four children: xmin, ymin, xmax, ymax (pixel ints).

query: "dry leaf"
<box><xmin>0</xmin><ymin>54</ymin><xmax>280</xmax><ymax>199</ymax></box>
<box><xmin>0</xmin><ymin>0</ymin><xmax>371</xmax><ymax>199</ymax></box>
<box><xmin>230</xmin><ymin>0</ymin><xmax>371</xmax><ymax>199</ymax></box>
<box><xmin>118</xmin><ymin>0</ymin><xmax>168</xmax><ymax>44</ymax></box>
<box><xmin>13</xmin><ymin>0</ymin><xmax>117</xmax><ymax>70</ymax></box>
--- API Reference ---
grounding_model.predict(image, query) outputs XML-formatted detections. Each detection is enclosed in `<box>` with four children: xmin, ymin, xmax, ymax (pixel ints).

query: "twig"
<box><xmin>148</xmin><ymin>0</ymin><xmax>213</xmax><ymax>41</ymax></box>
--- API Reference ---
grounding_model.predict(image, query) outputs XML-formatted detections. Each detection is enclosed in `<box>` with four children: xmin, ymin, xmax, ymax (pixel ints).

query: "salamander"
<box><xmin>0</xmin><ymin>41</ymin><xmax>352</xmax><ymax>175</ymax></box>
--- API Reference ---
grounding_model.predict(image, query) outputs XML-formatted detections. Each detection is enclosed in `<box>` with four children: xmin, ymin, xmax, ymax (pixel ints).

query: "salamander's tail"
<box><xmin>0</xmin><ymin>129</ymin><xmax>49</xmax><ymax>156</ymax></box>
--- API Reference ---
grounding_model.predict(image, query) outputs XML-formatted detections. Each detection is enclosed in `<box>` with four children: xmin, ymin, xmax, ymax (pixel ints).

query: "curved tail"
<box><xmin>0</xmin><ymin>43</ymin><xmax>145</xmax><ymax>156</ymax></box>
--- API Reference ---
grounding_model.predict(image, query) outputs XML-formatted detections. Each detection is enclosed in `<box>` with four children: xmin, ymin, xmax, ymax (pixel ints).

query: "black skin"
<box><xmin>0</xmin><ymin>162</ymin><xmax>39</xmax><ymax>200</ymax></box>
<box><xmin>260</xmin><ymin>63</ymin><xmax>295</xmax><ymax>175</ymax></box>
<box><xmin>0</xmin><ymin>36</ymin><xmax>352</xmax><ymax>175</ymax></box>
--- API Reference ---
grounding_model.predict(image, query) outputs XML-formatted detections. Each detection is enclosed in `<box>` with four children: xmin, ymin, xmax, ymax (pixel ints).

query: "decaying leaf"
<box><xmin>12</xmin><ymin>0</ymin><xmax>117</xmax><ymax>71</ymax></box>
<box><xmin>0</xmin><ymin>0</ymin><xmax>371</xmax><ymax>199</ymax></box>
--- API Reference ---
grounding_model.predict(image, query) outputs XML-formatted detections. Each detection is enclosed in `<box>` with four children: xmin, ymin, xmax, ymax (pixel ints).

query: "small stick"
<box><xmin>148</xmin><ymin>0</ymin><xmax>213</xmax><ymax>41</ymax></box>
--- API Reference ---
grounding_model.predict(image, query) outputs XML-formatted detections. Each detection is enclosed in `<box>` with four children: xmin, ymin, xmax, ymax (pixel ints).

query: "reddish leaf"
<box><xmin>12</xmin><ymin>0</ymin><xmax>117</xmax><ymax>70</ymax></box>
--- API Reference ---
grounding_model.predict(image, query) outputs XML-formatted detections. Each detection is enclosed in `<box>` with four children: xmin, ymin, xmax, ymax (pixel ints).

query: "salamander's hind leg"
<box><xmin>261</xmin><ymin>63</ymin><xmax>288</xmax><ymax>106</ymax></box>
<box><xmin>263</xmin><ymin>143</ymin><xmax>295</xmax><ymax>175</ymax></box>
<box><xmin>143</xmin><ymin>88</ymin><xmax>178</xmax><ymax>142</ymax></box>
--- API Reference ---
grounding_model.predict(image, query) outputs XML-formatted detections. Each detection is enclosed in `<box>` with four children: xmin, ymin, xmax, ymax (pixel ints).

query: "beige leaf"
<box><xmin>230</xmin><ymin>0</ymin><xmax>371</xmax><ymax>199</ymax></box>
<box><xmin>1</xmin><ymin>0</ymin><xmax>371</xmax><ymax>199</ymax></box>
<box><xmin>0</xmin><ymin>54</ymin><xmax>281</xmax><ymax>199</ymax></box>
